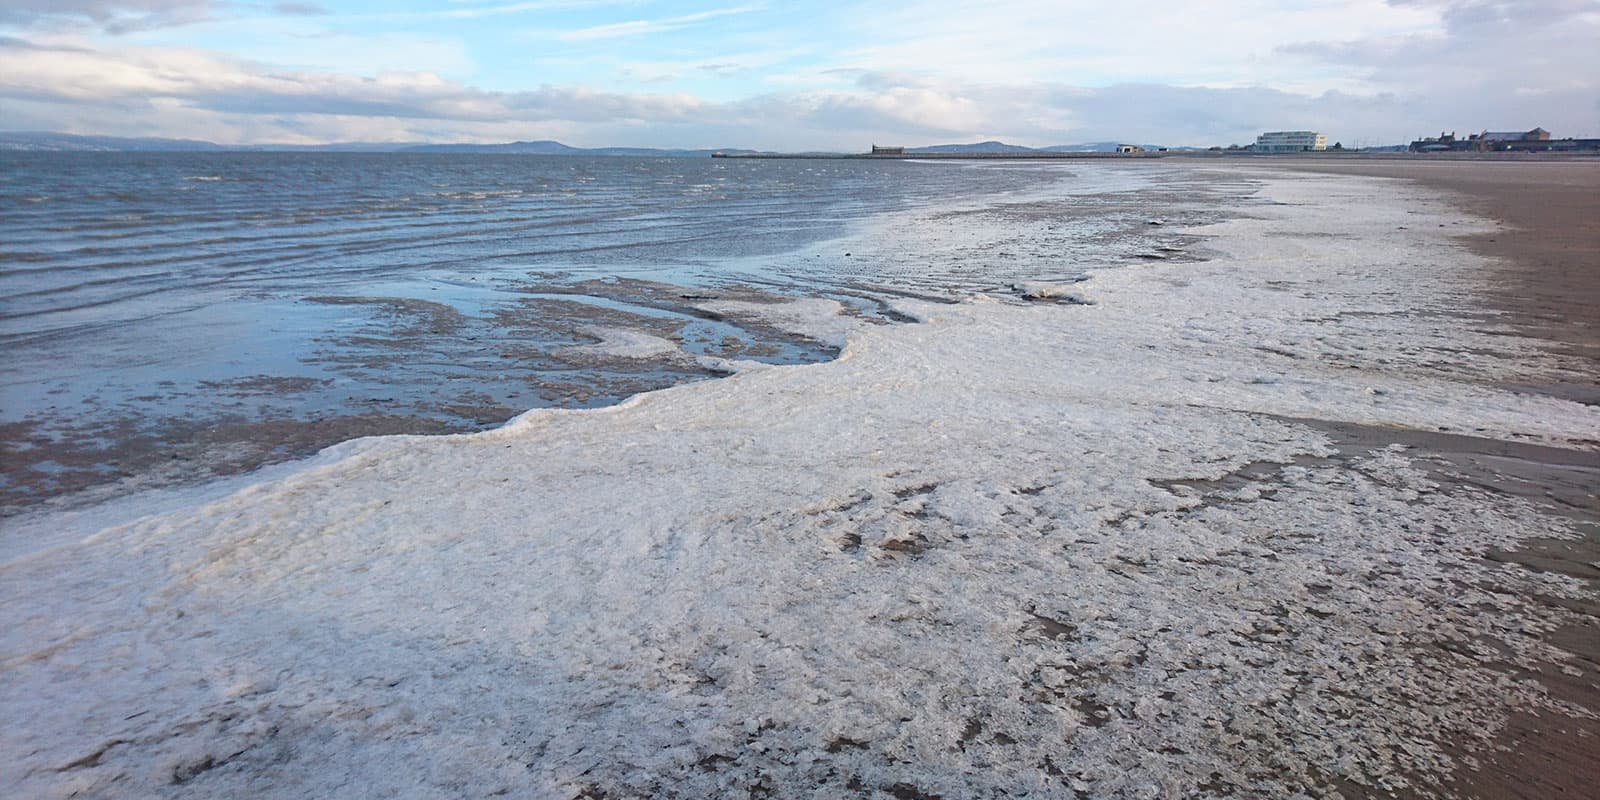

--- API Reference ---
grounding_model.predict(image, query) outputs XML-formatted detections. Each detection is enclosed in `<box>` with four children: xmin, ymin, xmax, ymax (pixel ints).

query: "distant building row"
<box><xmin>1409</xmin><ymin>127</ymin><xmax>1600</xmax><ymax>153</ymax></box>
<box><xmin>1411</xmin><ymin>128</ymin><xmax>1546</xmax><ymax>152</ymax></box>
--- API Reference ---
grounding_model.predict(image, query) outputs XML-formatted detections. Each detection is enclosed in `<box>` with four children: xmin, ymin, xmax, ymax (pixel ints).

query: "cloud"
<box><xmin>555</xmin><ymin>5</ymin><xmax>758</xmax><ymax>41</ymax></box>
<box><xmin>723</xmin><ymin>70</ymin><xmax>1600</xmax><ymax>150</ymax></box>
<box><xmin>0</xmin><ymin>37</ymin><xmax>710</xmax><ymax>128</ymax></box>
<box><xmin>0</xmin><ymin>0</ymin><xmax>215</xmax><ymax>34</ymax></box>
<box><xmin>615</xmin><ymin>48</ymin><xmax>808</xmax><ymax>83</ymax></box>
<box><xmin>0</xmin><ymin>0</ymin><xmax>629</xmax><ymax>31</ymax></box>
<box><xmin>1279</xmin><ymin>0</ymin><xmax>1600</xmax><ymax>96</ymax></box>
<box><xmin>2</xmin><ymin>31</ymin><xmax>1591</xmax><ymax>150</ymax></box>
<box><xmin>272</xmin><ymin>1</ymin><xmax>326</xmax><ymax>15</ymax></box>
<box><xmin>2</xmin><ymin>1</ymin><xmax>1597</xmax><ymax>149</ymax></box>
<box><xmin>817</xmin><ymin>0</ymin><xmax>1441</xmax><ymax>89</ymax></box>
<box><xmin>1395</xmin><ymin>0</ymin><xmax>1600</xmax><ymax>29</ymax></box>
<box><xmin>0</xmin><ymin>34</ymin><xmax>94</xmax><ymax>51</ymax></box>
<box><xmin>423</xmin><ymin>1</ymin><xmax>648</xmax><ymax>22</ymax></box>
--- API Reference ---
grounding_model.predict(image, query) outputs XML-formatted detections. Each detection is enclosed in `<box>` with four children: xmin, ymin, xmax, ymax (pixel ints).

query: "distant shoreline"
<box><xmin>719</xmin><ymin>150</ymin><xmax>1600</xmax><ymax>161</ymax></box>
<box><xmin>716</xmin><ymin>151</ymin><xmax>1163</xmax><ymax>160</ymax></box>
<box><xmin>8</xmin><ymin>130</ymin><xmax>1599</xmax><ymax>159</ymax></box>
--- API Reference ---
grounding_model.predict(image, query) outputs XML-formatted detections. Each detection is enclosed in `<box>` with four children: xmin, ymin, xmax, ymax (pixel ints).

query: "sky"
<box><xmin>0</xmin><ymin>0</ymin><xmax>1597</xmax><ymax>149</ymax></box>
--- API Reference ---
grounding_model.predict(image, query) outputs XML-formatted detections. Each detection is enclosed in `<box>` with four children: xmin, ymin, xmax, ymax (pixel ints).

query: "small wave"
<box><xmin>430</xmin><ymin>189</ymin><xmax>525</xmax><ymax>201</ymax></box>
<box><xmin>184</xmin><ymin>176</ymin><xmax>227</xmax><ymax>182</ymax></box>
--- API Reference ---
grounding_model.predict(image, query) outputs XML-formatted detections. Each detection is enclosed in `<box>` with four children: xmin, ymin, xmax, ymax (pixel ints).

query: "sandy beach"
<box><xmin>1265</xmin><ymin>158</ymin><xmax>1600</xmax><ymax>799</ymax></box>
<box><xmin>5</xmin><ymin>0</ymin><xmax>1597</xmax><ymax>790</ymax></box>
<box><xmin>3</xmin><ymin>162</ymin><xmax>1597</xmax><ymax>799</ymax></box>
<box><xmin>1270</xmin><ymin>159</ymin><xmax>1600</xmax><ymax>374</ymax></box>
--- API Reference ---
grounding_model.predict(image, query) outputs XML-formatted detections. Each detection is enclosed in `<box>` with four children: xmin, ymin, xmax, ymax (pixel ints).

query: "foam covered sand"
<box><xmin>3</xmin><ymin>173</ymin><xmax>1597</xmax><ymax>799</ymax></box>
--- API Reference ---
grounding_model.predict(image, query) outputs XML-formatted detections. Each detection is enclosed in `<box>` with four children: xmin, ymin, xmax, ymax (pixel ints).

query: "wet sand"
<box><xmin>0</xmin><ymin>281</ymin><xmax>840</xmax><ymax>518</ymax></box>
<box><xmin>1269</xmin><ymin>160</ymin><xmax>1600</xmax><ymax>391</ymax></box>
<box><xmin>1263</xmin><ymin>159</ymin><xmax>1600</xmax><ymax>799</ymax></box>
<box><xmin>0</xmin><ymin>174</ymin><xmax>1228</xmax><ymax>519</ymax></box>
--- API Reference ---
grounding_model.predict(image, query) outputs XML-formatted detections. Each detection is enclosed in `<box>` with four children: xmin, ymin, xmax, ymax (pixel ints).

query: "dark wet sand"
<box><xmin>1265</xmin><ymin>159</ymin><xmax>1600</xmax><ymax>800</ymax></box>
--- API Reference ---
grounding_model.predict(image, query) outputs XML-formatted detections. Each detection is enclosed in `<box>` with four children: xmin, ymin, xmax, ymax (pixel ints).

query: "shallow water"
<box><xmin>0</xmin><ymin>153</ymin><xmax>1233</xmax><ymax>511</ymax></box>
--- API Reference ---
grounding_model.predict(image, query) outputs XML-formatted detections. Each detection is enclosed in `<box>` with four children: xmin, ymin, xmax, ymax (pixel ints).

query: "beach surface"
<box><xmin>1266</xmin><ymin>158</ymin><xmax>1600</xmax><ymax>798</ymax></box>
<box><xmin>0</xmin><ymin>155</ymin><xmax>1183</xmax><ymax>519</ymax></box>
<box><xmin>3</xmin><ymin>164</ymin><xmax>1597</xmax><ymax>799</ymax></box>
<box><xmin>1269</xmin><ymin>159</ymin><xmax>1599</xmax><ymax>375</ymax></box>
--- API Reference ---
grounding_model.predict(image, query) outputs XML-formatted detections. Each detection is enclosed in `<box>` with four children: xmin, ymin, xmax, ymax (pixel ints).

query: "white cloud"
<box><xmin>615</xmin><ymin>47</ymin><xmax>809</xmax><ymax>83</ymax></box>
<box><xmin>550</xmin><ymin>5</ymin><xmax>759</xmax><ymax>41</ymax></box>
<box><xmin>0</xmin><ymin>0</ymin><xmax>215</xmax><ymax>33</ymax></box>
<box><xmin>272</xmin><ymin>2</ymin><xmax>326</xmax><ymax>14</ymax></box>
<box><xmin>225</xmin><ymin>27</ymin><xmax>478</xmax><ymax>81</ymax></box>
<box><xmin>435</xmin><ymin>0</ymin><xmax>639</xmax><ymax>17</ymax></box>
<box><xmin>1280</xmin><ymin>0</ymin><xmax>1600</xmax><ymax>90</ymax></box>
<box><xmin>1</xmin><ymin>1</ymin><xmax>1597</xmax><ymax>147</ymax></box>
<box><xmin>0</xmin><ymin>36</ymin><xmax>710</xmax><ymax>127</ymax></box>
<box><xmin>826</xmin><ymin>0</ymin><xmax>1440</xmax><ymax>88</ymax></box>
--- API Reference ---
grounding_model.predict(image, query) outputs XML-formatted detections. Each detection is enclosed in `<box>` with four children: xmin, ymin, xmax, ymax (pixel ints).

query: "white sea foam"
<box><xmin>1</xmin><ymin>170</ymin><xmax>1596</xmax><ymax>799</ymax></box>
<box><xmin>697</xmin><ymin>297</ymin><xmax>862</xmax><ymax>348</ymax></box>
<box><xmin>557</xmin><ymin>325</ymin><xmax>683</xmax><ymax>360</ymax></box>
<box><xmin>1013</xmin><ymin>280</ymin><xmax>1094</xmax><ymax>303</ymax></box>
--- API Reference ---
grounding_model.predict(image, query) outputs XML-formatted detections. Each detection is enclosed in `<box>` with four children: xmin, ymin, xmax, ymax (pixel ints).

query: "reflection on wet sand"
<box><xmin>1</xmin><ymin>279</ymin><xmax>844</xmax><ymax>516</ymax></box>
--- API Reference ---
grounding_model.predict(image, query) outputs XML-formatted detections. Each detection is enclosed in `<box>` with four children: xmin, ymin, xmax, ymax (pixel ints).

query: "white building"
<box><xmin>1253</xmin><ymin>131</ymin><xmax>1328</xmax><ymax>152</ymax></box>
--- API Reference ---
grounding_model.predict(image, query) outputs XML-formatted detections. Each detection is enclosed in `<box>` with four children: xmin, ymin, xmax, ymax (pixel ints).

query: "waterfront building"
<box><xmin>870</xmin><ymin>145</ymin><xmax>905</xmax><ymax>156</ymax></box>
<box><xmin>1253</xmin><ymin>131</ymin><xmax>1328</xmax><ymax>152</ymax></box>
<box><xmin>1406</xmin><ymin>127</ymin><xmax>1587</xmax><ymax>152</ymax></box>
<box><xmin>1481</xmin><ymin>127</ymin><xmax>1550</xmax><ymax>145</ymax></box>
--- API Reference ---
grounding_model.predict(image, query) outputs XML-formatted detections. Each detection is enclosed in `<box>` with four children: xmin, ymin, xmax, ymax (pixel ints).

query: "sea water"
<box><xmin>0</xmin><ymin>153</ymin><xmax>1225</xmax><ymax>511</ymax></box>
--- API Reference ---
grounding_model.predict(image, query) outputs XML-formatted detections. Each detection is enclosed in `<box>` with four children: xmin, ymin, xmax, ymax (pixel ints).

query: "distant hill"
<box><xmin>0</xmin><ymin>131</ymin><xmax>230</xmax><ymax>152</ymax></box>
<box><xmin>590</xmin><ymin>146</ymin><xmax>764</xmax><ymax>157</ymax></box>
<box><xmin>1041</xmin><ymin>142</ymin><xmax>1129</xmax><ymax>153</ymax></box>
<box><xmin>0</xmin><ymin>131</ymin><xmax>1215</xmax><ymax>156</ymax></box>
<box><xmin>248</xmin><ymin>142</ymin><xmax>419</xmax><ymax>152</ymax></box>
<box><xmin>908</xmin><ymin>140</ymin><xmax>1036</xmax><ymax>154</ymax></box>
<box><xmin>401</xmin><ymin>140</ymin><xmax>761</xmax><ymax>157</ymax></box>
<box><xmin>401</xmin><ymin>139</ymin><xmax>584</xmax><ymax>154</ymax></box>
<box><xmin>0</xmin><ymin>132</ymin><xmax>762</xmax><ymax>157</ymax></box>
<box><xmin>0</xmin><ymin>132</ymin><xmax>419</xmax><ymax>152</ymax></box>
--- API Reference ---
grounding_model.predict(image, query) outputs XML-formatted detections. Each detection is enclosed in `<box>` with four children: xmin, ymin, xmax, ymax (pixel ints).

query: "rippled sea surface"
<box><xmin>1</xmin><ymin>153</ymin><xmax>1235</xmax><ymax>511</ymax></box>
